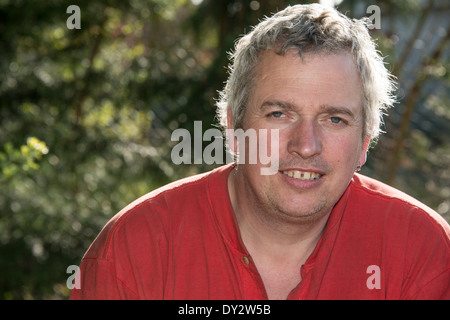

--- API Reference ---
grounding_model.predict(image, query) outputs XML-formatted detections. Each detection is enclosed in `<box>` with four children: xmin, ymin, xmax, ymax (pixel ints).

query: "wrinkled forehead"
<box><xmin>253</xmin><ymin>49</ymin><xmax>363</xmax><ymax>100</ymax></box>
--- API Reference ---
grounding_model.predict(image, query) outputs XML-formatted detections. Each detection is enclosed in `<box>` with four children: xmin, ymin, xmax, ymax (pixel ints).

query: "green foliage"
<box><xmin>0</xmin><ymin>0</ymin><xmax>198</xmax><ymax>299</ymax></box>
<box><xmin>0</xmin><ymin>137</ymin><xmax>48</xmax><ymax>181</ymax></box>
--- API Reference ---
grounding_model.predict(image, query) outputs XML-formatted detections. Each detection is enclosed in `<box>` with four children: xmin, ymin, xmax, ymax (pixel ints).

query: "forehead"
<box><xmin>250</xmin><ymin>49</ymin><xmax>364</xmax><ymax>114</ymax></box>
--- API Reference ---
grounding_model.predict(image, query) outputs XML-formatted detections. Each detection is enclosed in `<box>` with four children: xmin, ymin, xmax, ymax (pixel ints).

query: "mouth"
<box><xmin>280</xmin><ymin>170</ymin><xmax>323</xmax><ymax>181</ymax></box>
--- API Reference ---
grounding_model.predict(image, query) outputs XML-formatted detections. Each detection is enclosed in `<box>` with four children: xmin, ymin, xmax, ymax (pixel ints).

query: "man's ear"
<box><xmin>358</xmin><ymin>136</ymin><xmax>371</xmax><ymax>166</ymax></box>
<box><xmin>226</xmin><ymin>108</ymin><xmax>238</xmax><ymax>154</ymax></box>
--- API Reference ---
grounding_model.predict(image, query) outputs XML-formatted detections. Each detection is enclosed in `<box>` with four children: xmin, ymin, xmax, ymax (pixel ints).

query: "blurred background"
<box><xmin>0</xmin><ymin>0</ymin><xmax>449</xmax><ymax>299</ymax></box>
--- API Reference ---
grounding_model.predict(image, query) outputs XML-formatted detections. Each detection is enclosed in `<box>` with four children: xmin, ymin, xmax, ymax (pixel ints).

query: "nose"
<box><xmin>287</xmin><ymin>119</ymin><xmax>322</xmax><ymax>159</ymax></box>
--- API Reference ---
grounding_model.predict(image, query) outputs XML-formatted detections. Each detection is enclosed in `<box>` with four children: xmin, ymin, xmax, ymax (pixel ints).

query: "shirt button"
<box><xmin>242</xmin><ymin>256</ymin><xmax>250</xmax><ymax>265</ymax></box>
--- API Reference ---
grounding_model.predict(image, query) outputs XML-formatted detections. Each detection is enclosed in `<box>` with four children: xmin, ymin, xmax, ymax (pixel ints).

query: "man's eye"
<box><xmin>270</xmin><ymin>111</ymin><xmax>284</xmax><ymax>118</ymax></box>
<box><xmin>330</xmin><ymin>116</ymin><xmax>343</xmax><ymax>124</ymax></box>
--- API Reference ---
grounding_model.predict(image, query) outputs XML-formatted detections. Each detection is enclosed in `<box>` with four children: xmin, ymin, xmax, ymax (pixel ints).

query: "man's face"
<box><xmin>232</xmin><ymin>49</ymin><xmax>369</xmax><ymax>224</ymax></box>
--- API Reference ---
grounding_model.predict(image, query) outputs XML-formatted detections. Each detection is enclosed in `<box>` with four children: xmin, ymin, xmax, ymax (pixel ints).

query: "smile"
<box><xmin>281</xmin><ymin>170</ymin><xmax>322</xmax><ymax>181</ymax></box>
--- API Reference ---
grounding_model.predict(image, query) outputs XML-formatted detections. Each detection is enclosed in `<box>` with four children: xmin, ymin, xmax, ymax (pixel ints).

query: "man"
<box><xmin>70</xmin><ymin>4</ymin><xmax>449</xmax><ymax>300</ymax></box>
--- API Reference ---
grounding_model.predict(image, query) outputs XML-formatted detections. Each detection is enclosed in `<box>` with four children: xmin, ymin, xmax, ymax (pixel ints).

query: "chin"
<box><xmin>267</xmin><ymin>193</ymin><xmax>331</xmax><ymax>224</ymax></box>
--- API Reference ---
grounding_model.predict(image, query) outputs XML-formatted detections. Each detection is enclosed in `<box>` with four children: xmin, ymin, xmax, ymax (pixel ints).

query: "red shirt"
<box><xmin>70</xmin><ymin>163</ymin><xmax>450</xmax><ymax>300</ymax></box>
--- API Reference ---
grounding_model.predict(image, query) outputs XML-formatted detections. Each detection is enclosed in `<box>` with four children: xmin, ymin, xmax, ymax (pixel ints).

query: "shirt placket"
<box><xmin>238</xmin><ymin>254</ymin><xmax>268</xmax><ymax>300</ymax></box>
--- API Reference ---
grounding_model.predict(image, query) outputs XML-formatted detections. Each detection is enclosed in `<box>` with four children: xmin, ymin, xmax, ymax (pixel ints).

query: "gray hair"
<box><xmin>216</xmin><ymin>3</ymin><xmax>396</xmax><ymax>143</ymax></box>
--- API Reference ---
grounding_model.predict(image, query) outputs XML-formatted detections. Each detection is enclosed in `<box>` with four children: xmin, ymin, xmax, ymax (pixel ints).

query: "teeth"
<box><xmin>282</xmin><ymin>170</ymin><xmax>321</xmax><ymax>181</ymax></box>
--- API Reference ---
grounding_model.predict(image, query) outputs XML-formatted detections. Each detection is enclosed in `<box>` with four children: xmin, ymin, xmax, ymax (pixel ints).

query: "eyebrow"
<box><xmin>260</xmin><ymin>100</ymin><xmax>296</xmax><ymax>111</ymax></box>
<box><xmin>319</xmin><ymin>105</ymin><xmax>357</xmax><ymax>120</ymax></box>
<box><xmin>260</xmin><ymin>100</ymin><xmax>357</xmax><ymax>120</ymax></box>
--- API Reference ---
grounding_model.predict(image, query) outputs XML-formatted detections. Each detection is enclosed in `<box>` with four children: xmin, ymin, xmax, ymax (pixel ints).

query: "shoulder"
<box><xmin>350</xmin><ymin>173</ymin><xmax>449</xmax><ymax>237</ymax></box>
<box><xmin>349</xmin><ymin>174</ymin><xmax>449</xmax><ymax>299</ymax></box>
<box><xmin>83</xmin><ymin>164</ymin><xmax>233</xmax><ymax>260</ymax></box>
<box><xmin>348</xmin><ymin>174</ymin><xmax>450</xmax><ymax>287</ymax></box>
<box><xmin>351</xmin><ymin>173</ymin><xmax>434</xmax><ymax>213</ymax></box>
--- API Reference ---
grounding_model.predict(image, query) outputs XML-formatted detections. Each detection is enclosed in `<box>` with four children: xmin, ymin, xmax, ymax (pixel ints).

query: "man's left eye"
<box><xmin>270</xmin><ymin>111</ymin><xmax>284</xmax><ymax>118</ymax></box>
<box><xmin>330</xmin><ymin>117</ymin><xmax>343</xmax><ymax>124</ymax></box>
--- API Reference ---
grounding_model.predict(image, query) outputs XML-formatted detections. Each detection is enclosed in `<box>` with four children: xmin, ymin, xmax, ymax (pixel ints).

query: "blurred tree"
<box><xmin>0</xmin><ymin>0</ymin><xmax>207</xmax><ymax>299</ymax></box>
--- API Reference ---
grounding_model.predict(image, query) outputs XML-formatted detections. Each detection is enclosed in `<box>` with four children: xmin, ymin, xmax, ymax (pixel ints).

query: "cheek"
<box><xmin>277</xmin><ymin>128</ymin><xmax>362</xmax><ymax>162</ymax></box>
<box><xmin>325</xmin><ymin>135</ymin><xmax>363</xmax><ymax>168</ymax></box>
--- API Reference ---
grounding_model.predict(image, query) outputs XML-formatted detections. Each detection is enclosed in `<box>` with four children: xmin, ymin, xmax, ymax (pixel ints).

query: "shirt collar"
<box><xmin>206</xmin><ymin>163</ymin><xmax>249</xmax><ymax>256</ymax></box>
